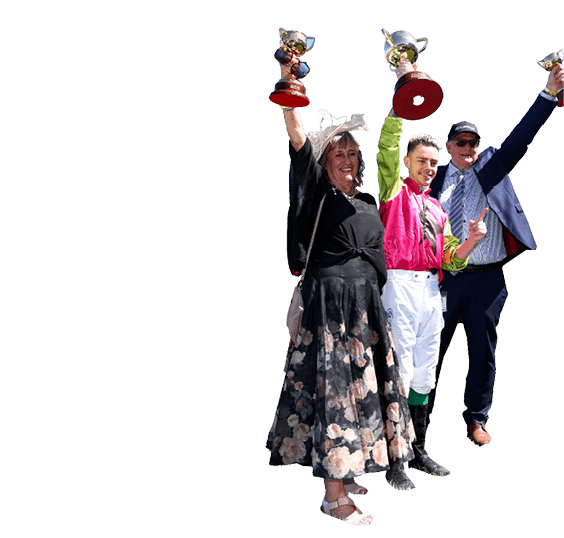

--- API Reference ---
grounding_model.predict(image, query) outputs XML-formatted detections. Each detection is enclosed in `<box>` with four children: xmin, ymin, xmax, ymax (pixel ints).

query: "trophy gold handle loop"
<box><xmin>382</xmin><ymin>29</ymin><xmax>394</xmax><ymax>47</ymax></box>
<box><xmin>306</xmin><ymin>36</ymin><xmax>315</xmax><ymax>51</ymax></box>
<box><xmin>416</xmin><ymin>37</ymin><xmax>428</xmax><ymax>53</ymax></box>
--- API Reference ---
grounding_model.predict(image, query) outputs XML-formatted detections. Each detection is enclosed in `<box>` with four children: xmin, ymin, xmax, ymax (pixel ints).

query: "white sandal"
<box><xmin>320</xmin><ymin>495</ymin><xmax>373</xmax><ymax>525</ymax></box>
<box><xmin>344</xmin><ymin>481</ymin><xmax>368</xmax><ymax>495</ymax></box>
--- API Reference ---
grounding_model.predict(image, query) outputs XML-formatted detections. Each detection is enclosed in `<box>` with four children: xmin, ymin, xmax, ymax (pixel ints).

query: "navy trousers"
<box><xmin>428</xmin><ymin>267</ymin><xmax>508</xmax><ymax>425</ymax></box>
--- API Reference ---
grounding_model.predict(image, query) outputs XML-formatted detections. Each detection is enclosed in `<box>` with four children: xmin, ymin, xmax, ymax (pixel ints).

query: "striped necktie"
<box><xmin>449</xmin><ymin>175</ymin><xmax>465</xmax><ymax>240</ymax></box>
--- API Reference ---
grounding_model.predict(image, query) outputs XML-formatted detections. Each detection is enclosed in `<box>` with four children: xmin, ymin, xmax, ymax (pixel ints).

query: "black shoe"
<box><xmin>408</xmin><ymin>403</ymin><xmax>450</xmax><ymax>477</ymax></box>
<box><xmin>385</xmin><ymin>461</ymin><xmax>415</xmax><ymax>490</ymax></box>
<box><xmin>408</xmin><ymin>452</ymin><xmax>450</xmax><ymax>476</ymax></box>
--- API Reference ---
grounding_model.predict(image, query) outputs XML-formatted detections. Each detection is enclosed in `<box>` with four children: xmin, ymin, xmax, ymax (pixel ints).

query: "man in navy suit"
<box><xmin>428</xmin><ymin>64</ymin><xmax>563</xmax><ymax>446</ymax></box>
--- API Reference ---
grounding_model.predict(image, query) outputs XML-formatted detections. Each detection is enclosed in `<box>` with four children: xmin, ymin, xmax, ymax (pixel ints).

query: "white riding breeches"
<box><xmin>381</xmin><ymin>269</ymin><xmax>444</xmax><ymax>396</ymax></box>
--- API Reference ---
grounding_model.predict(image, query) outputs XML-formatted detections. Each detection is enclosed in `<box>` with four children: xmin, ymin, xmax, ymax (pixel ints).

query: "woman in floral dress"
<box><xmin>267</xmin><ymin>96</ymin><xmax>415</xmax><ymax>525</ymax></box>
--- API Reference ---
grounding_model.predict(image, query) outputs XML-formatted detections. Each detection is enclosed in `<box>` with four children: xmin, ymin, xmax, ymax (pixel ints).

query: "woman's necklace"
<box><xmin>332</xmin><ymin>184</ymin><xmax>357</xmax><ymax>204</ymax></box>
<box><xmin>343</xmin><ymin>188</ymin><xmax>357</xmax><ymax>204</ymax></box>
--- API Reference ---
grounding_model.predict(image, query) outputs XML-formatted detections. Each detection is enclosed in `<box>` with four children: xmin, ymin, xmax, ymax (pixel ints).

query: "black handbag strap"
<box><xmin>299</xmin><ymin>193</ymin><xmax>326</xmax><ymax>282</ymax></box>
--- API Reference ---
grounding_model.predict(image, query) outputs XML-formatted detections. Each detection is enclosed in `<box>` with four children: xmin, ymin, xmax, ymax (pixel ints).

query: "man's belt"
<box><xmin>461</xmin><ymin>261</ymin><xmax>504</xmax><ymax>273</ymax></box>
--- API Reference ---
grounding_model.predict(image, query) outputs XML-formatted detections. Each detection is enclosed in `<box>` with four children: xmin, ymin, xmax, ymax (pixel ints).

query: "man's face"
<box><xmin>446</xmin><ymin>133</ymin><xmax>480</xmax><ymax>171</ymax></box>
<box><xmin>403</xmin><ymin>144</ymin><xmax>439</xmax><ymax>188</ymax></box>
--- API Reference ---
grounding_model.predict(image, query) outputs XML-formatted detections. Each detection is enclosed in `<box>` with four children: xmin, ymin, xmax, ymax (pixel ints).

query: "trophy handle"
<box><xmin>416</xmin><ymin>37</ymin><xmax>428</xmax><ymax>52</ymax></box>
<box><xmin>382</xmin><ymin>28</ymin><xmax>394</xmax><ymax>47</ymax></box>
<box><xmin>305</xmin><ymin>36</ymin><xmax>315</xmax><ymax>51</ymax></box>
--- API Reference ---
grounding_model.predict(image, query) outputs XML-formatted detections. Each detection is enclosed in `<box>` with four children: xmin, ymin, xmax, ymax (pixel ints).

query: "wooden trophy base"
<box><xmin>269</xmin><ymin>78</ymin><xmax>310</xmax><ymax>107</ymax></box>
<box><xmin>393</xmin><ymin>71</ymin><xmax>443</xmax><ymax>120</ymax></box>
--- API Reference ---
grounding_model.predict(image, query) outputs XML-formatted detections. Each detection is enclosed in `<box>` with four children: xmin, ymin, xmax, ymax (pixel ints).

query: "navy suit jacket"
<box><xmin>429</xmin><ymin>95</ymin><xmax>557</xmax><ymax>265</ymax></box>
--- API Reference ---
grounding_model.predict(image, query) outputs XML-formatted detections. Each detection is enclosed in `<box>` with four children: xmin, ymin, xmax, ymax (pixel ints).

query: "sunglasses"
<box><xmin>275</xmin><ymin>47</ymin><xmax>310</xmax><ymax>79</ymax></box>
<box><xmin>453</xmin><ymin>139</ymin><xmax>479</xmax><ymax>148</ymax></box>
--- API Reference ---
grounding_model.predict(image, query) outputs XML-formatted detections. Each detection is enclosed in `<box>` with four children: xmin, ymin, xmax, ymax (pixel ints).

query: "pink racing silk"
<box><xmin>377</xmin><ymin>116</ymin><xmax>467</xmax><ymax>281</ymax></box>
<box><xmin>379</xmin><ymin>179</ymin><xmax>461</xmax><ymax>281</ymax></box>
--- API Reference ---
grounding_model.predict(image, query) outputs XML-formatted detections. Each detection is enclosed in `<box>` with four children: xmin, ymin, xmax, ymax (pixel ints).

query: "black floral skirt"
<box><xmin>267</xmin><ymin>257</ymin><xmax>414</xmax><ymax>479</ymax></box>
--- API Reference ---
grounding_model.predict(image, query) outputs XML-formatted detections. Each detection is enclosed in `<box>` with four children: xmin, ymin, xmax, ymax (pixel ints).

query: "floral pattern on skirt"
<box><xmin>267</xmin><ymin>259</ymin><xmax>415</xmax><ymax>479</ymax></box>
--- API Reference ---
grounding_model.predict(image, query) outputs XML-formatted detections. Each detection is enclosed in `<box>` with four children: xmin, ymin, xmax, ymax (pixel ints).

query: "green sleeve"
<box><xmin>377</xmin><ymin>116</ymin><xmax>405</xmax><ymax>204</ymax></box>
<box><xmin>442</xmin><ymin>219</ymin><xmax>469</xmax><ymax>271</ymax></box>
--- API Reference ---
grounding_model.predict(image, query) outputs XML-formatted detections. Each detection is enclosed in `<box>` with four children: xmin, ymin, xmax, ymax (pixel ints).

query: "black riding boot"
<box><xmin>385</xmin><ymin>460</ymin><xmax>415</xmax><ymax>490</ymax></box>
<box><xmin>408</xmin><ymin>404</ymin><xmax>450</xmax><ymax>476</ymax></box>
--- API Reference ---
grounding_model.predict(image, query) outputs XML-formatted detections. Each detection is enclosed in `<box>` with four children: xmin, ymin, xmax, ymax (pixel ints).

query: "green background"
<box><xmin>0</xmin><ymin>0</ymin><xmax>564</xmax><ymax>538</ymax></box>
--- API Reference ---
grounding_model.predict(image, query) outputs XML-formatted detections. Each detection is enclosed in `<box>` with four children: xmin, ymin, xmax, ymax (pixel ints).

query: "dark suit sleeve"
<box><xmin>496</xmin><ymin>94</ymin><xmax>557</xmax><ymax>173</ymax></box>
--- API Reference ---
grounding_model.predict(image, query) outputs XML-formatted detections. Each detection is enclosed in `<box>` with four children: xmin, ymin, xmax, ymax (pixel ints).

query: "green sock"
<box><xmin>408</xmin><ymin>389</ymin><xmax>429</xmax><ymax>406</ymax></box>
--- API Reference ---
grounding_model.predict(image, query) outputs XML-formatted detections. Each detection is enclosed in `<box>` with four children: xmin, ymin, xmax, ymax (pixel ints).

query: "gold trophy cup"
<box><xmin>270</xmin><ymin>28</ymin><xmax>315</xmax><ymax>107</ymax></box>
<box><xmin>383</xmin><ymin>29</ymin><xmax>443</xmax><ymax>120</ymax></box>
<box><xmin>538</xmin><ymin>49</ymin><xmax>563</xmax><ymax>107</ymax></box>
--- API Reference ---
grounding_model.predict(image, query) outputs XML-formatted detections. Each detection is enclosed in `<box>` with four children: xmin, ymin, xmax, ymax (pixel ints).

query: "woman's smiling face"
<box><xmin>325</xmin><ymin>142</ymin><xmax>359</xmax><ymax>186</ymax></box>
